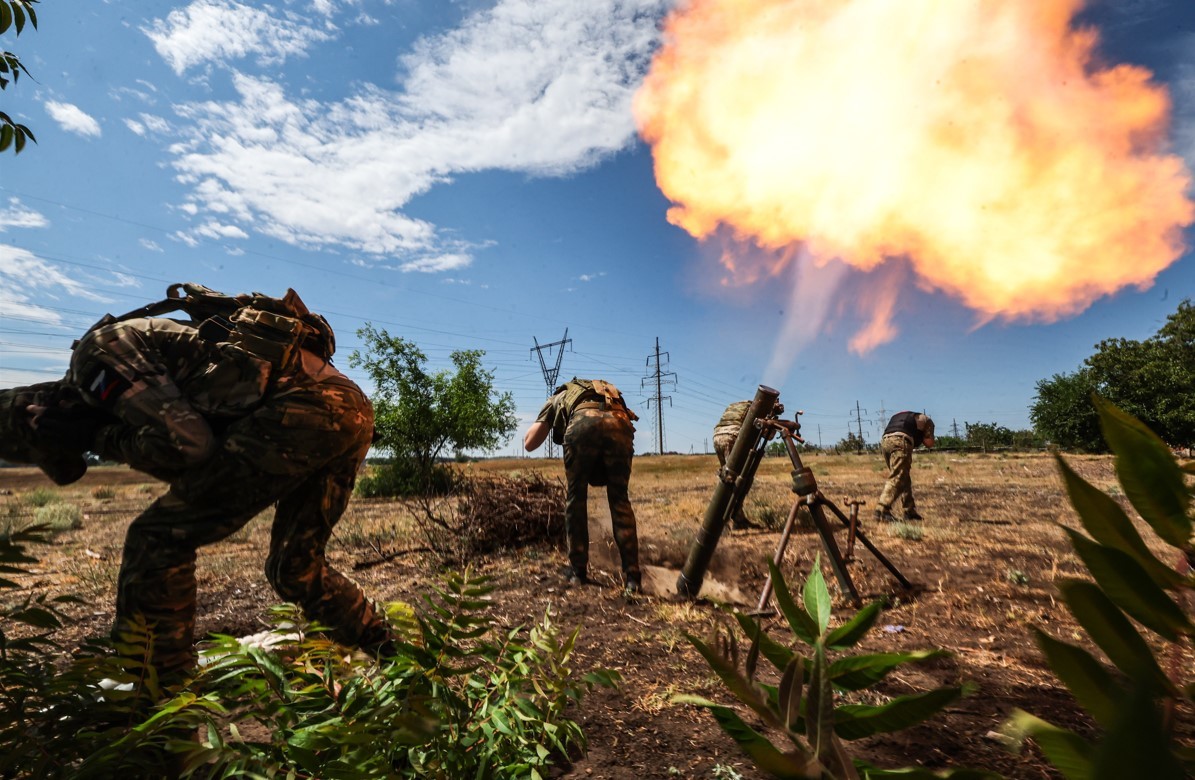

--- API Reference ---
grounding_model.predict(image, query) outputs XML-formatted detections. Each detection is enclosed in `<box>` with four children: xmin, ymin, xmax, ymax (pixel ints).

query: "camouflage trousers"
<box><xmin>562</xmin><ymin>408</ymin><xmax>639</xmax><ymax>584</ymax></box>
<box><xmin>114</xmin><ymin>373</ymin><xmax>390</xmax><ymax>678</ymax></box>
<box><xmin>877</xmin><ymin>434</ymin><xmax>917</xmax><ymax>516</ymax></box>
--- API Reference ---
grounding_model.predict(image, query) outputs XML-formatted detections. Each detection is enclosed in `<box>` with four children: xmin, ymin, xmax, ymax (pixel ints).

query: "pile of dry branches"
<box><xmin>417</xmin><ymin>473</ymin><xmax>566</xmax><ymax>562</ymax></box>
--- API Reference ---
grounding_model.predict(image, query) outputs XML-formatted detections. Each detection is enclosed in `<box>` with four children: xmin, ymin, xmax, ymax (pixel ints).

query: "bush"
<box><xmin>34</xmin><ymin>503</ymin><xmax>82</xmax><ymax>531</ymax></box>
<box><xmin>91</xmin><ymin>485</ymin><xmax>116</xmax><ymax>500</ymax></box>
<box><xmin>355</xmin><ymin>459</ymin><xmax>457</xmax><ymax>498</ymax></box>
<box><xmin>1002</xmin><ymin>398</ymin><xmax>1194</xmax><ymax>779</ymax></box>
<box><xmin>676</xmin><ymin>557</ymin><xmax>987</xmax><ymax>778</ymax></box>
<box><xmin>24</xmin><ymin>487</ymin><xmax>58</xmax><ymax>507</ymax></box>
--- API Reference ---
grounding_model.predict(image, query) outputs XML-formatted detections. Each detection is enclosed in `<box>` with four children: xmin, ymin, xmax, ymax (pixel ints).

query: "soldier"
<box><xmin>523</xmin><ymin>378</ymin><xmax>641</xmax><ymax>594</ymax></box>
<box><xmin>13</xmin><ymin>286</ymin><xmax>393</xmax><ymax>680</ymax></box>
<box><xmin>712</xmin><ymin>400</ymin><xmax>760</xmax><ymax>530</ymax></box>
<box><xmin>876</xmin><ymin>411</ymin><xmax>935</xmax><ymax>523</ymax></box>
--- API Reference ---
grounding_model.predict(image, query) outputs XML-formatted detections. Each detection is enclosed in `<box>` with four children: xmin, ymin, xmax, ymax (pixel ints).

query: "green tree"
<box><xmin>1</xmin><ymin>0</ymin><xmax>38</xmax><ymax>154</ymax></box>
<box><xmin>1030</xmin><ymin>369</ymin><xmax>1104</xmax><ymax>451</ymax></box>
<box><xmin>964</xmin><ymin>421</ymin><xmax>1012</xmax><ymax>451</ymax></box>
<box><xmin>1085</xmin><ymin>300</ymin><xmax>1195</xmax><ymax>449</ymax></box>
<box><xmin>349</xmin><ymin>323</ymin><xmax>517</xmax><ymax>494</ymax></box>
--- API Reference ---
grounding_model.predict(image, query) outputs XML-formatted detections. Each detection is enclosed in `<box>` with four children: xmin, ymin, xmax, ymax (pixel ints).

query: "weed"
<box><xmin>90</xmin><ymin>485</ymin><xmax>116</xmax><ymax>500</ymax></box>
<box><xmin>891</xmin><ymin>522</ymin><xmax>923</xmax><ymax>541</ymax></box>
<box><xmin>711</xmin><ymin>764</ymin><xmax>745</xmax><ymax>779</ymax></box>
<box><xmin>1006</xmin><ymin>569</ymin><xmax>1029</xmax><ymax>586</ymax></box>
<box><xmin>34</xmin><ymin>503</ymin><xmax>82</xmax><ymax>532</ymax></box>
<box><xmin>25</xmin><ymin>488</ymin><xmax>59</xmax><ymax>507</ymax></box>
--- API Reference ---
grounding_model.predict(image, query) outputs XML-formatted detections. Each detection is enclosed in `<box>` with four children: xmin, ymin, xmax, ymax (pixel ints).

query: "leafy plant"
<box><xmin>24</xmin><ymin>486</ymin><xmax>58</xmax><ymax>507</ymax></box>
<box><xmin>35</xmin><ymin>502</ymin><xmax>82</xmax><ymax>531</ymax></box>
<box><xmin>1002</xmin><ymin>398</ymin><xmax>1194</xmax><ymax>779</ymax></box>
<box><xmin>109</xmin><ymin>572</ymin><xmax>616</xmax><ymax>778</ymax></box>
<box><xmin>0</xmin><ymin>0</ymin><xmax>38</xmax><ymax>154</ymax></box>
<box><xmin>676</xmin><ymin>557</ymin><xmax>990</xmax><ymax>779</ymax></box>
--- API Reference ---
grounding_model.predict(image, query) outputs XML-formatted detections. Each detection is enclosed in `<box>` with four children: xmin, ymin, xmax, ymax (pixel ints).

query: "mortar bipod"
<box><xmin>752</xmin><ymin>420</ymin><xmax>913</xmax><ymax>614</ymax></box>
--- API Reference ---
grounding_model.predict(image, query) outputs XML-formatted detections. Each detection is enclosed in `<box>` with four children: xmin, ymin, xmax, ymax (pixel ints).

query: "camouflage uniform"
<box><xmin>713</xmin><ymin>400</ymin><xmax>753</xmax><ymax>528</ymax></box>
<box><xmin>877</xmin><ymin>411</ymin><xmax>934</xmax><ymax>521</ymax></box>
<box><xmin>536</xmin><ymin>379</ymin><xmax>640</xmax><ymax>587</ymax></box>
<box><xmin>68</xmin><ymin>316</ymin><xmax>390</xmax><ymax>677</ymax></box>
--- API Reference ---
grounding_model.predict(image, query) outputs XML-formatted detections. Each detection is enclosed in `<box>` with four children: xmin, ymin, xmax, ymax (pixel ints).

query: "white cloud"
<box><xmin>400</xmin><ymin>253</ymin><xmax>473</xmax><ymax>273</ymax></box>
<box><xmin>140</xmin><ymin>238</ymin><xmax>164</xmax><ymax>252</ymax></box>
<box><xmin>144</xmin><ymin>0</ymin><xmax>335</xmax><ymax>75</ymax></box>
<box><xmin>124</xmin><ymin>118</ymin><xmax>146</xmax><ymax>136</ymax></box>
<box><xmin>0</xmin><ymin>198</ymin><xmax>49</xmax><ymax>231</ymax></box>
<box><xmin>578</xmin><ymin>271</ymin><xmax>607</xmax><ymax>282</ymax></box>
<box><xmin>44</xmin><ymin>101</ymin><xmax>102</xmax><ymax>137</ymax></box>
<box><xmin>193</xmin><ymin>220</ymin><xmax>250</xmax><ymax>240</ymax></box>
<box><xmin>159</xmin><ymin>0</ymin><xmax>668</xmax><ymax>267</ymax></box>
<box><xmin>0</xmin><ymin>244</ymin><xmax>113</xmax><ymax>331</ymax></box>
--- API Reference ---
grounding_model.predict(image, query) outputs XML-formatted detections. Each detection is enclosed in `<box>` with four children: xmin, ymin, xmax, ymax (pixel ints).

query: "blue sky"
<box><xmin>1</xmin><ymin>0</ymin><xmax>1193</xmax><ymax>457</ymax></box>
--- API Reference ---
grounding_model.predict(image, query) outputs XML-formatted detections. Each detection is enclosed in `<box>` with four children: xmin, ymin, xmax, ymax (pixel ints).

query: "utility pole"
<box><xmin>642</xmin><ymin>337</ymin><xmax>677</xmax><ymax>454</ymax></box>
<box><xmin>952</xmin><ymin>418</ymin><xmax>961</xmax><ymax>439</ymax></box>
<box><xmin>850</xmin><ymin>400</ymin><xmax>868</xmax><ymax>453</ymax></box>
<box><xmin>875</xmin><ymin>400</ymin><xmax>888</xmax><ymax>436</ymax></box>
<box><xmin>531</xmin><ymin>329</ymin><xmax>572</xmax><ymax>458</ymax></box>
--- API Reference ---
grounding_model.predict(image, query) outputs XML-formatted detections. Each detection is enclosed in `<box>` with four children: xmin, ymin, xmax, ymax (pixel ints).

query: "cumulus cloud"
<box><xmin>140</xmin><ymin>238</ymin><xmax>164</xmax><ymax>252</ymax></box>
<box><xmin>400</xmin><ymin>253</ymin><xmax>473</xmax><ymax>273</ymax></box>
<box><xmin>44</xmin><ymin>101</ymin><xmax>102</xmax><ymax>137</ymax></box>
<box><xmin>143</xmin><ymin>0</ymin><xmax>335</xmax><ymax>75</ymax></box>
<box><xmin>0</xmin><ymin>198</ymin><xmax>49</xmax><ymax>231</ymax></box>
<box><xmin>578</xmin><ymin>272</ymin><xmax>607</xmax><ymax>282</ymax></box>
<box><xmin>156</xmin><ymin>0</ymin><xmax>667</xmax><ymax>266</ymax></box>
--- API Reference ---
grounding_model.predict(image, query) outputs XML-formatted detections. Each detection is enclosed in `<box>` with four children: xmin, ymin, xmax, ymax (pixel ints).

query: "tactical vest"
<box><xmin>80</xmin><ymin>282</ymin><xmax>336</xmax><ymax>375</ymax></box>
<box><xmin>549</xmin><ymin>378</ymin><xmax>639</xmax><ymax>445</ymax></box>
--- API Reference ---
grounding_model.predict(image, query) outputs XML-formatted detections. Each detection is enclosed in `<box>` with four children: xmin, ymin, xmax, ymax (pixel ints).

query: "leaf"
<box><xmin>12</xmin><ymin>2</ymin><xmax>23</xmax><ymax>35</ymax></box>
<box><xmin>0</xmin><ymin>124</ymin><xmax>11</xmax><ymax>153</ymax></box>
<box><xmin>1058</xmin><ymin>580</ymin><xmax>1171</xmax><ymax>692</ymax></box>
<box><xmin>806</xmin><ymin>641</ymin><xmax>834</xmax><ymax>760</ymax></box>
<box><xmin>734</xmin><ymin>611</ymin><xmax>794</xmax><ymax>671</ymax></box>
<box><xmin>684</xmin><ymin>633</ymin><xmax>780</xmax><ymax>727</ymax></box>
<box><xmin>777</xmin><ymin>654</ymin><xmax>804</xmax><ymax>731</ymax></box>
<box><xmin>768</xmin><ymin>559</ymin><xmax>819</xmax><ymax>644</ymax></box>
<box><xmin>0</xmin><ymin>3</ymin><xmax>11</xmax><ymax>34</ymax></box>
<box><xmin>1031</xmin><ymin>629</ymin><xmax>1119</xmax><ymax>729</ymax></box>
<box><xmin>834</xmin><ymin>687</ymin><xmax>962</xmax><ymax>740</ymax></box>
<box><xmin>699</xmin><ymin>702</ymin><xmax>817</xmax><ymax>779</ymax></box>
<box><xmin>803</xmin><ymin>556</ymin><xmax>832</xmax><ymax>634</ymax></box>
<box><xmin>1063</xmin><ymin>529</ymin><xmax>1193</xmax><ymax>641</ymax></box>
<box><xmin>828</xmin><ymin>650</ymin><xmax>949</xmax><ymax>691</ymax></box>
<box><xmin>1096</xmin><ymin>397</ymin><xmax>1192</xmax><ymax>549</ymax></box>
<box><xmin>825</xmin><ymin>600</ymin><xmax>883</xmax><ymax>650</ymax></box>
<box><xmin>1002</xmin><ymin>710</ymin><xmax>1093</xmax><ymax>779</ymax></box>
<box><xmin>1091</xmin><ymin>687</ymin><xmax>1186</xmax><ymax>780</ymax></box>
<box><xmin>1055</xmin><ymin>455</ymin><xmax>1182</xmax><ymax>589</ymax></box>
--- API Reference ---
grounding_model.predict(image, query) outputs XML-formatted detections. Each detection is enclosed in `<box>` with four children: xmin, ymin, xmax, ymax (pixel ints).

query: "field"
<box><xmin>3</xmin><ymin>451</ymin><xmax>1191</xmax><ymax>779</ymax></box>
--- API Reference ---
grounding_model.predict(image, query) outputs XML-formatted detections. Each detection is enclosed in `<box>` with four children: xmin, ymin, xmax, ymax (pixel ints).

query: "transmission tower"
<box><xmin>642</xmin><ymin>337</ymin><xmax>677</xmax><ymax>454</ymax></box>
<box><xmin>531</xmin><ymin>329</ymin><xmax>572</xmax><ymax>457</ymax></box>
<box><xmin>850</xmin><ymin>400</ymin><xmax>868</xmax><ymax>453</ymax></box>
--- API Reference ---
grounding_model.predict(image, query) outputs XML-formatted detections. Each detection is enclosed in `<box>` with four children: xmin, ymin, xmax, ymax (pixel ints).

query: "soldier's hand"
<box><xmin>27</xmin><ymin>404</ymin><xmax>118</xmax><ymax>453</ymax></box>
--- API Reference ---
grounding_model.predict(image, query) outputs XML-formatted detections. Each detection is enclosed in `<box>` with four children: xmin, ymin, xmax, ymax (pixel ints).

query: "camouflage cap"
<box><xmin>0</xmin><ymin>383</ymin><xmax>89</xmax><ymax>485</ymax></box>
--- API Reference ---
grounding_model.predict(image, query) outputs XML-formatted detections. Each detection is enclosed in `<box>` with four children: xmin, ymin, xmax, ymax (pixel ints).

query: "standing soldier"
<box><xmin>876</xmin><ymin>411</ymin><xmax>935</xmax><ymax>523</ymax></box>
<box><xmin>13</xmin><ymin>284</ymin><xmax>393</xmax><ymax>680</ymax></box>
<box><xmin>712</xmin><ymin>400</ymin><xmax>759</xmax><ymax>529</ymax></box>
<box><xmin>523</xmin><ymin>378</ymin><xmax>641</xmax><ymax>594</ymax></box>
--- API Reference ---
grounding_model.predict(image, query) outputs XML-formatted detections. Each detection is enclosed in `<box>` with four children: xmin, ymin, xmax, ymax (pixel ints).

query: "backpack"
<box><xmin>83</xmin><ymin>283</ymin><xmax>336</xmax><ymax>373</ymax></box>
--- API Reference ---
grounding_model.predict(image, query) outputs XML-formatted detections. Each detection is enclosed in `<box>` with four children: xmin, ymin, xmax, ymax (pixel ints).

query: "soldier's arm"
<box><xmin>91</xmin><ymin>388</ymin><xmax>218</xmax><ymax>472</ymax></box>
<box><xmin>524</xmin><ymin>421</ymin><xmax>550</xmax><ymax>451</ymax></box>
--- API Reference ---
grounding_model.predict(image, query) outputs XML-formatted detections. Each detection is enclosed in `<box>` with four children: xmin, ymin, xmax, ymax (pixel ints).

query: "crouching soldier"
<box><xmin>523</xmin><ymin>378</ymin><xmax>641</xmax><ymax>594</ymax></box>
<box><xmin>8</xmin><ymin>283</ymin><xmax>394</xmax><ymax>680</ymax></box>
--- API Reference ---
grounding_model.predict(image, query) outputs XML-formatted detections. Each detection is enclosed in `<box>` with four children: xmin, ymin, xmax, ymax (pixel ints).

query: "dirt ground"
<box><xmin>3</xmin><ymin>451</ymin><xmax>1192</xmax><ymax>779</ymax></box>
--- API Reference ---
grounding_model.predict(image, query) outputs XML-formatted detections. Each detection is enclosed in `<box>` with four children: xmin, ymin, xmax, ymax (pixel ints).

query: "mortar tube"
<box><xmin>677</xmin><ymin>384</ymin><xmax>779</xmax><ymax>598</ymax></box>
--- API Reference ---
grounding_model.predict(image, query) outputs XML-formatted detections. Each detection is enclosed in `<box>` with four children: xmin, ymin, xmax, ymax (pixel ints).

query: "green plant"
<box><xmin>1002</xmin><ymin>398</ymin><xmax>1194</xmax><ymax>779</ymax></box>
<box><xmin>24</xmin><ymin>487</ymin><xmax>58</xmax><ymax>507</ymax></box>
<box><xmin>676</xmin><ymin>557</ymin><xmax>989</xmax><ymax>779</ymax></box>
<box><xmin>121</xmin><ymin>572</ymin><xmax>617</xmax><ymax>778</ymax></box>
<box><xmin>890</xmin><ymin>522</ymin><xmax>923</xmax><ymax>542</ymax></box>
<box><xmin>34</xmin><ymin>502</ymin><xmax>82</xmax><ymax>531</ymax></box>
<box><xmin>1005</xmin><ymin>569</ymin><xmax>1028</xmax><ymax>586</ymax></box>
<box><xmin>91</xmin><ymin>485</ymin><xmax>116</xmax><ymax>500</ymax></box>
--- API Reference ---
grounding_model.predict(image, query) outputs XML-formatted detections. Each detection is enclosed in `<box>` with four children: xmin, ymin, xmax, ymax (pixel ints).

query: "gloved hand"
<box><xmin>32</xmin><ymin>404</ymin><xmax>118</xmax><ymax>453</ymax></box>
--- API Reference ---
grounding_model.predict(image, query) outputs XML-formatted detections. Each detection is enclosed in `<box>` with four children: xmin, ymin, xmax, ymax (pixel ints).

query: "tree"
<box><xmin>1030</xmin><ymin>369</ymin><xmax>1103</xmax><ymax>451</ymax></box>
<box><xmin>964</xmin><ymin>421</ymin><xmax>1012</xmax><ymax>451</ymax></box>
<box><xmin>349</xmin><ymin>323</ymin><xmax>517</xmax><ymax>494</ymax></box>
<box><xmin>1</xmin><ymin>0</ymin><xmax>38</xmax><ymax>154</ymax></box>
<box><xmin>1031</xmin><ymin>300</ymin><xmax>1195</xmax><ymax>451</ymax></box>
